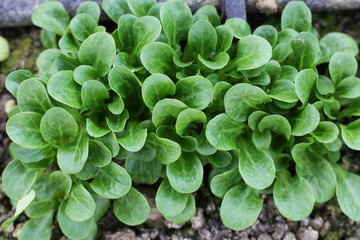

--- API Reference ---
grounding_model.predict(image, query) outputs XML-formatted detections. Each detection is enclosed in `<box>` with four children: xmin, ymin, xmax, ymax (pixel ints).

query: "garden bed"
<box><xmin>0</xmin><ymin>8</ymin><xmax>360</xmax><ymax>240</ymax></box>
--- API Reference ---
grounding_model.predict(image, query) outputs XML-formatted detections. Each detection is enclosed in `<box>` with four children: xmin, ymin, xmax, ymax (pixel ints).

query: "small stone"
<box><xmin>258</xmin><ymin>233</ymin><xmax>272</xmax><ymax>240</ymax></box>
<box><xmin>320</xmin><ymin>221</ymin><xmax>331</xmax><ymax>237</ymax></box>
<box><xmin>198</xmin><ymin>228</ymin><xmax>212</xmax><ymax>240</ymax></box>
<box><xmin>283</xmin><ymin>232</ymin><xmax>296</xmax><ymax>240</ymax></box>
<box><xmin>171</xmin><ymin>234</ymin><xmax>180</xmax><ymax>240</ymax></box>
<box><xmin>205</xmin><ymin>201</ymin><xmax>216</xmax><ymax>214</ymax></box>
<box><xmin>190</xmin><ymin>208</ymin><xmax>205</xmax><ymax>230</ymax></box>
<box><xmin>310</xmin><ymin>217</ymin><xmax>324</xmax><ymax>230</ymax></box>
<box><xmin>300</xmin><ymin>218</ymin><xmax>310</xmax><ymax>227</ymax></box>
<box><xmin>299</xmin><ymin>227</ymin><xmax>318</xmax><ymax>240</ymax></box>
<box><xmin>105</xmin><ymin>229</ymin><xmax>136</xmax><ymax>240</ymax></box>
<box><xmin>272</xmin><ymin>223</ymin><xmax>287</xmax><ymax>240</ymax></box>
<box><xmin>164</xmin><ymin>220</ymin><xmax>185</xmax><ymax>229</ymax></box>
<box><xmin>347</xmin><ymin>238</ymin><xmax>360</xmax><ymax>240</ymax></box>
<box><xmin>159</xmin><ymin>233</ymin><xmax>170</xmax><ymax>240</ymax></box>
<box><xmin>12</xmin><ymin>223</ymin><xmax>23</xmax><ymax>238</ymax></box>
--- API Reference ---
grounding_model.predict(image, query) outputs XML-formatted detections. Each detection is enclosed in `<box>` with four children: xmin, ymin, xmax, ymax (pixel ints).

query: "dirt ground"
<box><xmin>1</xmin><ymin>9</ymin><xmax>360</xmax><ymax>240</ymax></box>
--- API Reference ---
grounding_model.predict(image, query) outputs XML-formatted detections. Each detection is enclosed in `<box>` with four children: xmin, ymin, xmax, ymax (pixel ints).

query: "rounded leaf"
<box><xmin>142</xmin><ymin>74</ymin><xmax>176</xmax><ymax>109</ymax></box>
<box><xmin>65</xmin><ymin>184</ymin><xmax>95</xmax><ymax>222</ymax></box>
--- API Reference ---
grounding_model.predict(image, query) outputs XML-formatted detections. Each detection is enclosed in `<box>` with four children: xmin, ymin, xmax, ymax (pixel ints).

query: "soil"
<box><xmin>1</xmin><ymin>9</ymin><xmax>360</xmax><ymax>240</ymax></box>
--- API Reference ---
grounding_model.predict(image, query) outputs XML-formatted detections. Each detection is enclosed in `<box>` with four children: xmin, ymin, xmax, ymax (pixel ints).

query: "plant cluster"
<box><xmin>2</xmin><ymin>0</ymin><xmax>360</xmax><ymax>239</ymax></box>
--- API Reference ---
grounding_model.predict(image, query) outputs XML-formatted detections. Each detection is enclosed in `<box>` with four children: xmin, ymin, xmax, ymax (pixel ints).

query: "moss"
<box><xmin>325</xmin><ymin>232</ymin><xmax>339</xmax><ymax>240</ymax></box>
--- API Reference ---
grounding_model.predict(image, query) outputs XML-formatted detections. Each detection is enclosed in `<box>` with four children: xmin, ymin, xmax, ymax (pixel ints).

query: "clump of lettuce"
<box><xmin>2</xmin><ymin>0</ymin><xmax>360</xmax><ymax>238</ymax></box>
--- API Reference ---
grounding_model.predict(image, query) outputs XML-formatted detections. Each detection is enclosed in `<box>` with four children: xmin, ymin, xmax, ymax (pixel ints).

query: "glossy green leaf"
<box><xmin>341</xmin><ymin>119</ymin><xmax>360</xmax><ymax>150</ymax></box>
<box><xmin>98</xmin><ymin>132</ymin><xmax>120</xmax><ymax>157</ymax></box>
<box><xmin>108</xmin><ymin>65</ymin><xmax>140</xmax><ymax>99</ymax></box>
<box><xmin>7</xmin><ymin>112</ymin><xmax>47</xmax><ymax>149</ymax></box>
<box><xmin>81</xmin><ymin>80</ymin><xmax>109</xmax><ymax>109</ymax></box>
<box><xmin>57</xmin><ymin>128</ymin><xmax>89</xmax><ymax>174</ymax></box>
<box><xmin>316</xmin><ymin>75</ymin><xmax>335</xmax><ymax>95</ymax></box>
<box><xmin>225</xmin><ymin>18</ymin><xmax>251</xmax><ymax>39</ymax></box>
<box><xmin>77</xmin><ymin>1</ymin><xmax>101</xmax><ymax>22</ymax></box>
<box><xmin>59</xmin><ymin>33</ymin><xmax>81</xmax><ymax>53</ymax></box>
<box><xmin>210</xmin><ymin>169</ymin><xmax>241</xmax><ymax>198</ymax></box>
<box><xmin>292</xmin><ymin>104</ymin><xmax>320</xmax><ymax>136</ymax></box>
<box><xmin>127</xmin><ymin>0</ymin><xmax>156</xmax><ymax>17</ymax></box>
<box><xmin>86</xmin><ymin>117</ymin><xmax>111</xmax><ymax>138</ymax></box>
<box><xmin>329</xmin><ymin>52</ymin><xmax>357</xmax><ymax>83</ymax></box>
<box><xmin>156</xmin><ymin>125</ymin><xmax>198</xmax><ymax>152</ymax></box>
<box><xmin>311</xmin><ymin>121</ymin><xmax>339</xmax><ymax>143</ymax></box>
<box><xmin>254</xmin><ymin>25</ymin><xmax>278</xmax><ymax>47</ymax></box>
<box><xmin>146</xmin><ymin>132</ymin><xmax>181</xmax><ymax>164</ymax></box>
<box><xmin>70</xmin><ymin>14</ymin><xmax>97</xmax><ymax>42</ymax></box>
<box><xmin>49</xmin><ymin>171</ymin><xmax>72</xmax><ymax>199</ymax></box>
<box><xmin>152</xmin><ymin>99</ymin><xmax>188</xmax><ymax>127</ymax></box>
<box><xmin>79</xmin><ymin>32</ymin><xmax>116</xmax><ymax>77</ymax></box>
<box><xmin>40</xmin><ymin>107</ymin><xmax>79</xmax><ymax>145</ymax></box>
<box><xmin>108</xmin><ymin>94</ymin><xmax>125</xmax><ymax>115</ymax></box>
<box><xmin>88</xmin><ymin>140</ymin><xmax>112</xmax><ymax>167</ymax></box>
<box><xmin>102</xmin><ymin>0</ymin><xmax>131</xmax><ymax>23</ymax></box>
<box><xmin>142</xmin><ymin>74</ymin><xmax>176</xmax><ymax>109</ymax></box>
<box><xmin>207</xmin><ymin>150</ymin><xmax>232</xmax><ymax>169</ymax></box>
<box><xmin>9</xmin><ymin>143</ymin><xmax>49</xmax><ymax>163</ymax></box>
<box><xmin>273</xmin><ymin>171</ymin><xmax>315</xmax><ymax>221</ymax></box>
<box><xmin>25</xmin><ymin>201</ymin><xmax>53</xmax><ymax>219</ymax></box>
<box><xmin>336</xmin><ymin>76</ymin><xmax>360</xmax><ymax>99</ymax></box>
<box><xmin>165</xmin><ymin>194</ymin><xmax>196</xmax><ymax>224</ymax></box>
<box><xmin>215</xmin><ymin>25</ymin><xmax>233</xmax><ymax>53</ymax></box>
<box><xmin>73</xmin><ymin>65</ymin><xmax>98</xmax><ymax>85</ymax></box>
<box><xmin>47</xmin><ymin>70</ymin><xmax>82</xmax><ymax>109</ymax></box>
<box><xmin>269</xmin><ymin>80</ymin><xmax>298</xmax><ymax>103</ymax></box>
<box><xmin>259</xmin><ymin>115</ymin><xmax>291</xmax><ymax>139</ymax></box>
<box><xmin>224</xmin><ymin>83</ymin><xmax>271</xmax><ymax>122</ymax></box>
<box><xmin>90</xmin><ymin>162</ymin><xmax>131</xmax><ymax>199</ymax></box>
<box><xmin>140</xmin><ymin>42</ymin><xmax>174</xmax><ymax>74</ymax></box>
<box><xmin>188</xmin><ymin>19</ymin><xmax>217</xmax><ymax>59</ymax></box>
<box><xmin>198</xmin><ymin>52</ymin><xmax>230</xmax><ymax>70</ymax></box>
<box><xmin>31</xmin><ymin>1</ymin><xmax>70</xmax><ymax>35</ymax></box>
<box><xmin>238</xmin><ymin>138</ymin><xmax>276</xmax><ymax>190</ymax></box>
<box><xmin>175</xmin><ymin>76</ymin><xmax>213</xmax><ymax>110</ymax></box>
<box><xmin>281</xmin><ymin>1</ymin><xmax>311</xmax><ymax>32</ymax></box>
<box><xmin>160</xmin><ymin>0</ymin><xmax>193</xmax><ymax>46</ymax></box>
<box><xmin>166</xmin><ymin>152</ymin><xmax>203</xmax><ymax>193</ymax></box>
<box><xmin>117</xmin><ymin>121</ymin><xmax>147</xmax><ymax>152</ymax></box>
<box><xmin>289</xmin><ymin>32</ymin><xmax>320</xmax><ymax>70</ymax></box>
<box><xmin>76</xmin><ymin>162</ymin><xmax>98</xmax><ymax>181</ymax></box>
<box><xmin>66</xmin><ymin>184</ymin><xmax>95</xmax><ymax>222</ymax></box>
<box><xmin>36</xmin><ymin>49</ymin><xmax>61</xmax><ymax>80</ymax></box>
<box><xmin>125</xmin><ymin>158</ymin><xmax>162</xmax><ymax>184</ymax></box>
<box><xmin>294</xmin><ymin>69</ymin><xmax>317</xmax><ymax>106</ymax></box>
<box><xmin>175</xmin><ymin>108</ymin><xmax>206</xmax><ymax>136</ymax></box>
<box><xmin>220</xmin><ymin>185</ymin><xmax>262</xmax><ymax>231</ymax></box>
<box><xmin>206</xmin><ymin>113</ymin><xmax>246</xmax><ymax>150</ymax></box>
<box><xmin>19</xmin><ymin>211</ymin><xmax>53</xmax><ymax>240</ymax></box>
<box><xmin>5</xmin><ymin>70</ymin><xmax>33</xmax><ymax>97</ymax></box>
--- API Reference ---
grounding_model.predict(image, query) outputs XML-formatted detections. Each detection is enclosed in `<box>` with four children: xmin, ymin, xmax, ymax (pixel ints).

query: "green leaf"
<box><xmin>127</xmin><ymin>0</ymin><xmax>155</xmax><ymax>17</ymax></box>
<box><xmin>259</xmin><ymin>115</ymin><xmax>291</xmax><ymax>139</ymax></box>
<box><xmin>57</xmin><ymin>201</ymin><xmax>94</xmax><ymax>239</ymax></box>
<box><xmin>117</xmin><ymin>14</ymin><xmax>137</xmax><ymax>49</ymax></box>
<box><xmin>17</xmin><ymin>79</ymin><xmax>52</xmax><ymax>114</ymax></box>
<box><xmin>311</xmin><ymin>121</ymin><xmax>339</xmax><ymax>143</ymax></box>
<box><xmin>142</xmin><ymin>74</ymin><xmax>176</xmax><ymax>109</ymax></box>
<box><xmin>281</xmin><ymin>1</ymin><xmax>311</xmax><ymax>32</ymax></box>
<box><xmin>252</xmin><ymin>130</ymin><xmax>271</xmax><ymax>150</ymax></box>
<box><xmin>336</xmin><ymin>76</ymin><xmax>360</xmax><ymax>99</ymax></box>
<box><xmin>341</xmin><ymin>119</ymin><xmax>360</xmax><ymax>150</ymax></box>
<box><xmin>156</xmin><ymin>125</ymin><xmax>197</xmax><ymax>152</ymax></box>
<box><xmin>25</xmin><ymin>201</ymin><xmax>53</xmax><ymax>219</ymax></box>
<box><xmin>108</xmin><ymin>65</ymin><xmax>140</xmax><ymax>99</ymax></box>
<box><xmin>86</xmin><ymin>117</ymin><xmax>111</xmax><ymax>138</ymax></box>
<box><xmin>173</xmin><ymin>45</ymin><xmax>193</xmax><ymax>67</ymax></box>
<box><xmin>235</xmin><ymin>35</ymin><xmax>272</xmax><ymax>70</ymax></box>
<box><xmin>40</xmin><ymin>107</ymin><xmax>79</xmax><ymax>145</ymax></box>
<box><xmin>164</xmin><ymin>194</ymin><xmax>196</xmax><ymax>223</ymax></box>
<box><xmin>329</xmin><ymin>52</ymin><xmax>357</xmax><ymax>83</ymax></box>
<box><xmin>5</xmin><ymin>70</ymin><xmax>33</xmax><ymax>97</ymax></box>
<box><xmin>70</xmin><ymin>14</ymin><xmax>97</xmax><ymax>42</ymax></box>
<box><xmin>125</xmin><ymin>158</ymin><xmax>162</xmax><ymax>184</ymax></box>
<box><xmin>269</xmin><ymin>80</ymin><xmax>298</xmax><ymax>103</ymax></box>
<box><xmin>47</xmin><ymin>70</ymin><xmax>82</xmax><ymax>109</ymax></box>
<box><xmin>206</xmin><ymin>113</ymin><xmax>246</xmax><ymax>150</ymax></box>
<box><xmin>59</xmin><ymin>33</ymin><xmax>81</xmax><ymax>53</ymax></box>
<box><xmin>117</xmin><ymin>121</ymin><xmax>147</xmax><ymax>152</ymax></box>
<box><xmin>198</xmin><ymin>52</ymin><xmax>230</xmax><ymax>70</ymax></box>
<box><xmin>106</xmin><ymin>109</ymin><xmax>129</xmax><ymax>132</ymax></box>
<box><xmin>102</xmin><ymin>0</ymin><xmax>131</xmax><ymax>23</ymax></box>
<box><xmin>166</xmin><ymin>152</ymin><xmax>203</xmax><ymax>193</ymax></box>
<box><xmin>294</xmin><ymin>69</ymin><xmax>317</xmax><ymax>106</ymax></box>
<box><xmin>156</xmin><ymin>179</ymin><xmax>189</xmax><ymax>217</ymax></box>
<box><xmin>175</xmin><ymin>76</ymin><xmax>213</xmax><ymax>110</ymax></box>
<box><xmin>114</xmin><ymin>187</ymin><xmax>150</xmax><ymax>225</ymax></box>
<box><xmin>77</xmin><ymin>1</ymin><xmax>101</xmax><ymax>22</ymax></box>
<box><xmin>57</xmin><ymin>128</ymin><xmax>89</xmax><ymax>174</ymax></box>
<box><xmin>6</xmin><ymin>112</ymin><xmax>46</xmax><ymax>149</ymax></box>
<box><xmin>160</xmin><ymin>0</ymin><xmax>192</xmax><ymax>46</ymax></box>
<box><xmin>273</xmin><ymin>171</ymin><xmax>315</xmax><ymax>221</ymax></box>
<box><xmin>220</xmin><ymin>185</ymin><xmax>262</xmax><ymax>231</ymax></box>
<box><xmin>210</xmin><ymin>169</ymin><xmax>241</xmax><ymax>198</ymax></box>
<box><xmin>238</xmin><ymin>138</ymin><xmax>276</xmax><ymax>189</ymax></box>
<box><xmin>19</xmin><ymin>211</ymin><xmax>53</xmax><ymax>240</ymax></box>
<box><xmin>49</xmin><ymin>171</ymin><xmax>72</xmax><ymax>199</ymax></box>
<box><xmin>146</xmin><ymin>132</ymin><xmax>181</xmax><ymax>164</ymax></box>
<box><xmin>248</xmin><ymin>111</ymin><xmax>269</xmax><ymax>131</ymax></box>
<box><xmin>40</xmin><ymin>29</ymin><xmax>57</xmax><ymax>48</ymax></box>
<box><xmin>289</xmin><ymin>32</ymin><xmax>320</xmax><ymax>70</ymax></box>
<box><xmin>9</xmin><ymin>143</ymin><xmax>49</xmax><ymax>163</ymax></box>
<box><xmin>254</xmin><ymin>25</ymin><xmax>278</xmax><ymax>47</ymax></box>
<box><xmin>2</xmin><ymin>190</ymin><xmax>36</xmax><ymax>229</ymax></box>
<box><xmin>224</xmin><ymin>83</ymin><xmax>271</xmax><ymax>122</ymax></box>
<box><xmin>188</xmin><ymin>19</ymin><xmax>217</xmax><ymax>59</ymax></box>
<box><xmin>175</xmin><ymin>108</ymin><xmax>206</xmax><ymax>136</ymax></box>
<box><xmin>333</xmin><ymin>165</ymin><xmax>360</xmax><ymax>221</ymax></box>
<box><xmin>81</xmin><ymin>80</ymin><xmax>109</xmax><ymax>109</ymax></box>
<box><xmin>207</xmin><ymin>150</ymin><xmax>232</xmax><ymax>169</ymax></box>
<box><xmin>209</xmin><ymin>81</ymin><xmax>232</xmax><ymax>112</ymax></box>
<box><xmin>296</xmin><ymin>150</ymin><xmax>336</xmax><ymax>203</ymax></box>
<box><xmin>98</xmin><ymin>132</ymin><xmax>120</xmax><ymax>157</ymax></box>
<box><xmin>132</xmin><ymin>16</ymin><xmax>162</xmax><ymax>57</ymax></box>
<box><xmin>195</xmin><ymin>5</ymin><xmax>220</xmax><ymax>27</ymax></box>
<box><xmin>90</xmin><ymin>162</ymin><xmax>131</xmax><ymax>199</ymax></box>
<box><xmin>79</xmin><ymin>32</ymin><xmax>116</xmax><ymax>77</ymax></box>
<box><xmin>225</xmin><ymin>18</ymin><xmax>251</xmax><ymax>39</ymax></box>
<box><xmin>118</xmin><ymin>143</ymin><xmax>156</xmax><ymax>162</ymax></box>
<box><xmin>318</xmin><ymin>32</ymin><xmax>359</xmax><ymax>64</ymax></box>
<box><xmin>316</xmin><ymin>75</ymin><xmax>335</xmax><ymax>95</ymax></box>
<box><xmin>88</xmin><ymin>140</ymin><xmax>112</xmax><ymax>167</ymax></box>
<box><xmin>152</xmin><ymin>99</ymin><xmax>188</xmax><ymax>127</ymax></box>
<box><xmin>292</xmin><ymin>104</ymin><xmax>320</xmax><ymax>136</ymax></box>
<box><xmin>73</xmin><ymin>65</ymin><xmax>98</xmax><ymax>85</ymax></box>
<box><xmin>66</xmin><ymin>184</ymin><xmax>95</xmax><ymax>222</ymax></box>
<box><xmin>36</xmin><ymin>49</ymin><xmax>61</xmax><ymax>80</ymax></box>
<box><xmin>108</xmin><ymin>94</ymin><xmax>125</xmax><ymax>115</ymax></box>
<box><xmin>215</xmin><ymin>25</ymin><xmax>233</xmax><ymax>52</ymax></box>
<box><xmin>31</xmin><ymin>1</ymin><xmax>70</xmax><ymax>35</ymax></box>
<box><xmin>140</xmin><ymin>42</ymin><xmax>174</xmax><ymax>74</ymax></box>
<box><xmin>76</xmin><ymin>162</ymin><xmax>98</xmax><ymax>181</ymax></box>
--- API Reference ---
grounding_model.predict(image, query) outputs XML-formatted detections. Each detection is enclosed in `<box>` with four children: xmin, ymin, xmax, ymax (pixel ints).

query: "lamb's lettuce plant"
<box><xmin>2</xmin><ymin>0</ymin><xmax>360</xmax><ymax>238</ymax></box>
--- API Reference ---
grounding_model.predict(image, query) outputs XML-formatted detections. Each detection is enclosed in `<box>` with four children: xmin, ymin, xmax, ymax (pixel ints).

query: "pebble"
<box><xmin>272</xmin><ymin>223</ymin><xmax>287</xmax><ymax>240</ymax></box>
<box><xmin>12</xmin><ymin>223</ymin><xmax>23</xmax><ymax>238</ymax></box>
<box><xmin>190</xmin><ymin>208</ymin><xmax>205</xmax><ymax>230</ymax></box>
<box><xmin>258</xmin><ymin>233</ymin><xmax>272</xmax><ymax>240</ymax></box>
<box><xmin>320</xmin><ymin>220</ymin><xmax>331</xmax><ymax>237</ymax></box>
<box><xmin>283</xmin><ymin>232</ymin><xmax>296</xmax><ymax>240</ymax></box>
<box><xmin>105</xmin><ymin>229</ymin><xmax>136</xmax><ymax>240</ymax></box>
<box><xmin>198</xmin><ymin>228</ymin><xmax>212</xmax><ymax>240</ymax></box>
<box><xmin>298</xmin><ymin>227</ymin><xmax>318</xmax><ymax>240</ymax></box>
<box><xmin>310</xmin><ymin>217</ymin><xmax>324</xmax><ymax>230</ymax></box>
<box><xmin>164</xmin><ymin>220</ymin><xmax>185</xmax><ymax>229</ymax></box>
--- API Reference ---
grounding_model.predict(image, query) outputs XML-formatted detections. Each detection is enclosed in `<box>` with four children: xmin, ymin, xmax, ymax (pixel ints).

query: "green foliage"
<box><xmin>2</xmin><ymin>1</ymin><xmax>360</xmax><ymax>238</ymax></box>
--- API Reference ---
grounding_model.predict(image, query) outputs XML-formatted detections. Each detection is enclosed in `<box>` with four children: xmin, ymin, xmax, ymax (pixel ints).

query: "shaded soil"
<box><xmin>1</xmin><ymin>9</ymin><xmax>360</xmax><ymax>240</ymax></box>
